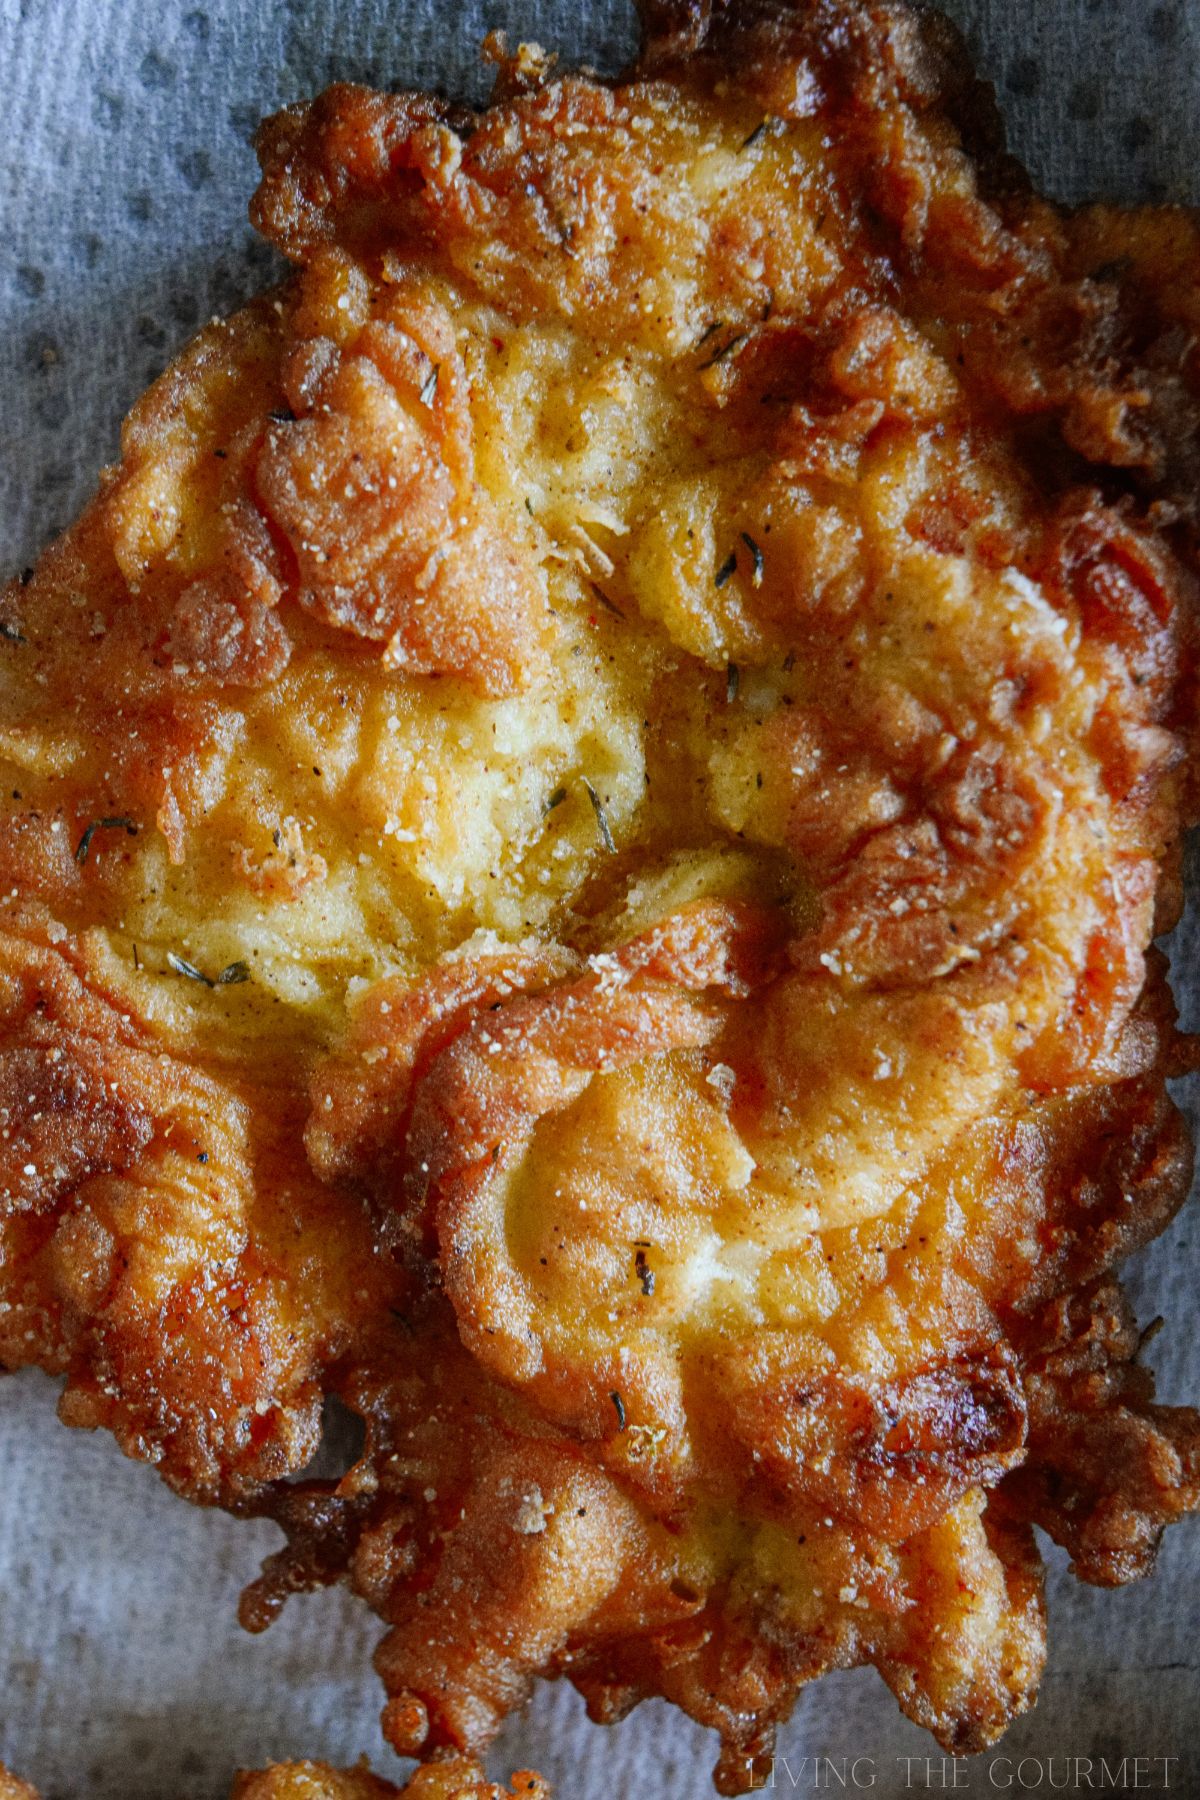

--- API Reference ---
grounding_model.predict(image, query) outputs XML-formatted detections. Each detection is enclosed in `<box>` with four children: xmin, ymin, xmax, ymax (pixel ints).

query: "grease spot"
<box><xmin>1067</xmin><ymin>81</ymin><xmax>1101</xmax><ymax>123</ymax></box>
<box><xmin>1149</xmin><ymin>5</ymin><xmax>1181</xmax><ymax>42</ymax></box>
<box><xmin>228</xmin><ymin>99</ymin><xmax>261</xmax><ymax>142</ymax></box>
<box><xmin>1006</xmin><ymin>56</ymin><xmax>1041</xmax><ymax>98</ymax></box>
<box><xmin>139</xmin><ymin>50</ymin><xmax>176</xmax><ymax>90</ymax></box>
<box><xmin>177</xmin><ymin>147</ymin><xmax>213</xmax><ymax>189</ymax></box>
<box><xmin>94</xmin><ymin>90</ymin><xmax>124</xmax><ymax>128</ymax></box>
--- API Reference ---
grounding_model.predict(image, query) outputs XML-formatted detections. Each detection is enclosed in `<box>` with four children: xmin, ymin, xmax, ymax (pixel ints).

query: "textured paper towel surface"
<box><xmin>0</xmin><ymin>3</ymin><xmax>1198</xmax><ymax>1796</ymax></box>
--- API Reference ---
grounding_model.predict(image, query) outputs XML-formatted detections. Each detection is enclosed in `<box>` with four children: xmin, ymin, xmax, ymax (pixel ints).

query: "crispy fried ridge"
<box><xmin>0</xmin><ymin>1762</ymin><xmax>547</xmax><ymax>1800</ymax></box>
<box><xmin>3</xmin><ymin>0</ymin><xmax>1200</xmax><ymax>1791</ymax></box>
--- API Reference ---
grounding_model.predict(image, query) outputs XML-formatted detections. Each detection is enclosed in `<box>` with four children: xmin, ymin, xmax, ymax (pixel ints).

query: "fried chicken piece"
<box><xmin>4</xmin><ymin>0</ymin><xmax>1200</xmax><ymax>1791</ymax></box>
<box><xmin>232</xmin><ymin>1758</ymin><xmax>546</xmax><ymax>1800</ymax></box>
<box><xmin>0</xmin><ymin>1761</ymin><xmax>546</xmax><ymax>1800</ymax></box>
<box><xmin>0</xmin><ymin>1772</ymin><xmax>38</xmax><ymax>1800</ymax></box>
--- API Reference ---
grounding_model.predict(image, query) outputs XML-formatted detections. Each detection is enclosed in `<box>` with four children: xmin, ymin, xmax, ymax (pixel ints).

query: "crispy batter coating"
<box><xmin>3</xmin><ymin>0</ymin><xmax>1200</xmax><ymax>1790</ymax></box>
<box><xmin>231</xmin><ymin>1759</ymin><xmax>546</xmax><ymax>1800</ymax></box>
<box><xmin>0</xmin><ymin>1762</ymin><xmax>546</xmax><ymax>1800</ymax></box>
<box><xmin>0</xmin><ymin>1771</ymin><xmax>38</xmax><ymax>1800</ymax></box>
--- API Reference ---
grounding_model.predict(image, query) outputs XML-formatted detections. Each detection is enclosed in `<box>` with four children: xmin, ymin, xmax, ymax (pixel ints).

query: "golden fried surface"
<box><xmin>3</xmin><ymin>1</ymin><xmax>1200</xmax><ymax>1790</ymax></box>
<box><xmin>231</xmin><ymin>1758</ymin><xmax>546</xmax><ymax>1800</ymax></box>
<box><xmin>0</xmin><ymin>1771</ymin><xmax>39</xmax><ymax>1800</ymax></box>
<box><xmin>0</xmin><ymin>1762</ymin><xmax>546</xmax><ymax>1800</ymax></box>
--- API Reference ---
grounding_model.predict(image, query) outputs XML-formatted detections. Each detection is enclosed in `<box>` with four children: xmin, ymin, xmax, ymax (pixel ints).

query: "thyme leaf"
<box><xmin>726</xmin><ymin>662</ymin><xmax>740</xmax><ymax>704</ymax></box>
<box><xmin>216</xmin><ymin>960</ymin><xmax>252</xmax><ymax>986</ymax></box>
<box><xmin>715</xmin><ymin>552</ymin><xmax>738</xmax><ymax>589</ymax></box>
<box><xmin>610</xmin><ymin>1390</ymin><xmax>627</xmax><ymax>1432</ymax></box>
<box><xmin>419</xmin><ymin>363</ymin><xmax>440</xmax><ymax>407</ymax></box>
<box><xmin>0</xmin><ymin>621</ymin><xmax>26</xmax><ymax>644</ymax></box>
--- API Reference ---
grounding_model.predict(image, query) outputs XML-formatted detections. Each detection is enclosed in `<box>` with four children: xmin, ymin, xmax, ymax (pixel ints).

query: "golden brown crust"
<box><xmin>0</xmin><ymin>1761</ymin><xmax>546</xmax><ymax>1800</ymax></box>
<box><xmin>0</xmin><ymin>1771</ymin><xmax>39</xmax><ymax>1800</ymax></box>
<box><xmin>4</xmin><ymin>1</ymin><xmax>1200</xmax><ymax>1791</ymax></box>
<box><xmin>232</xmin><ymin>1760</ymin><xmax>547</xmax><ymax>1800</ymax></box>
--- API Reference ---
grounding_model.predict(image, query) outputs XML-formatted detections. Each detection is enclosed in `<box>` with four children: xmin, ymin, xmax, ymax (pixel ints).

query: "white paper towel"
<box><xmin>1</xmin><ymin>3</ymin><xmax>1198</xmax><ymax>1796</ymax></box>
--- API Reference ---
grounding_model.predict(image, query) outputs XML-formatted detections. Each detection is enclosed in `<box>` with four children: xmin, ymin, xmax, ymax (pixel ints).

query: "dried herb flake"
<box><xmin>419</xmin><ymin>363</ymin><xmax>440</xmax><ymax>407</ymax></box>
<box><xmin>610</xmin><ymin>1390</ymin><xmax>627</xmax><ymax>1432</ymax></box>
<box><xmin>543</xmin><ymin>786</ymin><xmax>568</xmax><ymax>816</ymax></box>
<box><xmin>583</xmin><ymin>779</ymin><xmax>616</xmax><ymax>853</ymax></box>
<box><xmin>715</xmin><ymin>552</ymin><xmax>738</xmax><ymax>589</ymax></box>
<box><xmin>0</xmin><ymin>621</ymin><xmax>26</xmax><ymax>644</ymax></box>
<box><xmin>726</xmin><ymin>662</ymin><xmax>740</xmax><ymax>704</ymax></box>
<box><xmin>267</xmin><ymin>405</ymin><xmax>296</xmax><ymax>423</ymax></box>
<box><xmin>75</xmin><ymin>815</ymin><xmax>138</xmax><ymax>864</ymax></box>
<box><xmin>698</xmin><ymin>331</ymin><xmax>747</xmax><ymax>371</ymax></box>
<box><xmin>166</xmin><ymin>952</ymin><xmax>251</xmax><ymax>989</ymax></box>
<box><xmin>590</xmin><ymin>581</ymin><xmax>625</xmax><ymax>619</ymax></box>
<box><xmin>741</xmin><ymin>118</ymin><xmax>774</xmax><ymax>149</ymax></box>
<box><xmin>167</xmin><ymin>951</ymin><xmax>213</xmax><ymax>987</ymax></box>
<box><xmin>741</xmin><ymin>532</ymin><xmax>765</xmax><ymax>585</ymax></box>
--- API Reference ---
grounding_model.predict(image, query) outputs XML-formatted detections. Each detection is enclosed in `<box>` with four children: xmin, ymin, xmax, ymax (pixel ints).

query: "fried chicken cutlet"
<box><xmin>0</xmin><ymin>1762</ymin><xmax>546</xmax><ymax>1800</ymax></box>
<box><xmin>3</xmin><ymin>0</ymin><xmax>1200</xmax><ymax>1790</ymax></box>
<box><xmin>231</xmin><ymin>1762</ymin><xmax>545</xmax><ymax>1800</ymax></box>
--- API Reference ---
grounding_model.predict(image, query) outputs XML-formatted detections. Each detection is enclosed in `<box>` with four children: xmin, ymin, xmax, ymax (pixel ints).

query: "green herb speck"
<box><xmin>583</xmin><ymin>780</ymin><xmax>616</xmax><ymax>853</ymax></box>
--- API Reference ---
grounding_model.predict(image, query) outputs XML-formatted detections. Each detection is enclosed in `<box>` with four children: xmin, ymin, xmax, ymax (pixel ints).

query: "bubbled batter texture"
<box><xmin>2</xmin><ymin>3</ymin><xmax>1200</xmax><ymax>1798</ymax></box>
